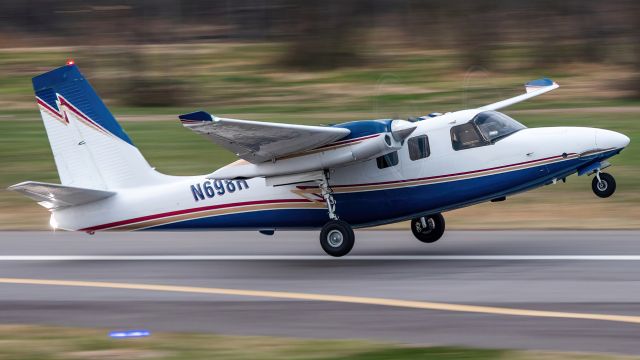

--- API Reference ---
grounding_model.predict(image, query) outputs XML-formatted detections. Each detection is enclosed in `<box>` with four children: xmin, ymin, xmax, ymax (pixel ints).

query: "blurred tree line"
<box><xmin>1</xmin><ymin>0</ymin><xmax>640</xmax><ymax>103</ymax></box>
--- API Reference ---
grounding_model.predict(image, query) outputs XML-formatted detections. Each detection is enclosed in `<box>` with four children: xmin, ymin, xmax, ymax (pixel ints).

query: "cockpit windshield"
<box><xmin>473</xmin><ymin>111</ymin><xmax>526</xmax><ymax>142</ymax></box>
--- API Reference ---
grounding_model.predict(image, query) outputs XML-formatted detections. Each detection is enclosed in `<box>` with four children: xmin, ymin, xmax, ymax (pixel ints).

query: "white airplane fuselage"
<box><xmin>51</xmin><ymin>109</ymin><xmax>629</xmax><ymax>233</ymax></box>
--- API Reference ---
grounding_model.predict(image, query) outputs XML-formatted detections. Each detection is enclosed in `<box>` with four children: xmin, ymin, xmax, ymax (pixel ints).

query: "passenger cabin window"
<box><xmin>451</xmin><ymin>111</ymin><xmax>526</xmax><ymax>151</ymax></box>
<box><xmin>408</xmin><ymin>135</ymin><xmax>430</xmax><ymax>160</ymax></box>
<box><xmin>376</xmin><ymin>151</ymin><xmax>399</xmax><ymax>169</ymax></box>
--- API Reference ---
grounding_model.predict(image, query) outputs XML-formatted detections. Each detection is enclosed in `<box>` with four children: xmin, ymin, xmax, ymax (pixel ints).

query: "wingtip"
<box><xmin>178</xmin><ymin>111</ymin><xmax>213</xmax><ymax>124</ymax></box>
<box><xmin>7</xmin><ymin>181</ymin><xmax>28</xmax><ymax>191</ymax></box>
<box><xmin>525</xmin><ymin>77</ymin><xmax>559</xmax><ymax>93</ymax></box>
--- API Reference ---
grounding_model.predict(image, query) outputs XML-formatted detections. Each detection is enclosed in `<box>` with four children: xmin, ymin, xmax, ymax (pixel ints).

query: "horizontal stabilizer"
<box><xmin>179</xmin><ymin>111</ymin><xmax>351</xmax><ymax>163</ymax></box>
<box><xmin>8</xmin><ymin>181</ymin><xmax>116</xmax><ymax>209</ymax></box>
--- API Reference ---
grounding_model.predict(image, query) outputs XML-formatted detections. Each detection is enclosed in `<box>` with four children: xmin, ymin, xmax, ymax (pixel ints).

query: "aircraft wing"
<box><xmin>179</xmin><ymin>111</ymin><xmax>351</xmax><ymax>164</ymax></box>
<box><xmin>8</xmin><ymin>181</ymin><xmax>116</xmax><ymax>209</ymax></box>
<box><xmin>479</xmin><ymin>78</ymin><xmax>559</xmax><ymax>111</ymax></box>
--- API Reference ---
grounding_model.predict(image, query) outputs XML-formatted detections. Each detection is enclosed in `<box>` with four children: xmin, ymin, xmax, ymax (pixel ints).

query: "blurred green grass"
<box><xmin>0</xmin><ymin>44</ymin><xmax>638</xmax><ymax>229</ymax></box>
<box><xmin>0</xmin><ymin>325</ymin><xmax>635</xmax><ymax>360</ymax></box>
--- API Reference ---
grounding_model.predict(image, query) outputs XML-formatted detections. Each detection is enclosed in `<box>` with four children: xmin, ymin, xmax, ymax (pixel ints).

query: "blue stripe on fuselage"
<box><xmin>144</xmin><ymin>150</ymin><xmax>619</xmax><ymax>230</ymax></box>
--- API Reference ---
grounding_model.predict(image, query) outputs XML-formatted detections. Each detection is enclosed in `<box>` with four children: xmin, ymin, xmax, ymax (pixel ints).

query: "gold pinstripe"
<box><xmin>108</xmin><ymin>201</ymin><xmax>325</xmax><ymax>231</ymax></box>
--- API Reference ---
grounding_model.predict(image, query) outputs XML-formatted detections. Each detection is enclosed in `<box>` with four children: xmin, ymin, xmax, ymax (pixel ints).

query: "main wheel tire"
<box><xmin>320</xmin><ymin>220</ymin><xmax>355</xmax><ymax>257</ymax></box>
<box><xmin>411</xmin><ymin>213</ymin><xmax>445</xmax><ymax>243</ymax></box>
<box><xmin>592</xmin><ymin>172</ymin><xmax>616</xmax><ymax>198</ymax></box>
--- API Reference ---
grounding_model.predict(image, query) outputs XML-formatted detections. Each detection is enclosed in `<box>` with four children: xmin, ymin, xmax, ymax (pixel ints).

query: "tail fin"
<box><xmin>33</xmin><ymin>63</ymin><xmax>158</xmax><ymax>189</ymax></box>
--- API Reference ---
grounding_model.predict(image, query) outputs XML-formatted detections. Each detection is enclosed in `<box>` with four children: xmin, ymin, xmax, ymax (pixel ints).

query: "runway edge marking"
<box><xmin>1</xmin><ymin>277</ymin><xmax>640</xmax><ymax>325</ymax></box>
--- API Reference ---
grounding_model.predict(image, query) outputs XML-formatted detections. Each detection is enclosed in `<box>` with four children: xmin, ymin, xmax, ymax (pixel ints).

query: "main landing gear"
<box><xmin>318</xmin><ymin>171</ymin><xmax>354</xmax><ymax>257</ymax></box>
<box><xmin>320</xmin><ymin>220</ymin><xmax>355</xmax><ymax>257</ymax></box>
<box><xmin>316</xmin><ymin>171</ymin><xmax>447</xmax><ymax>256</ymax></box>
<box><xmin>592</xmin><ymin>171</ymin><xmax>616</xmax><ymax>198</ymax></box>
<box><xmin>411</xmin><ymin>213</ymin><xmax>445</xmax><ymax>243</ymax></box>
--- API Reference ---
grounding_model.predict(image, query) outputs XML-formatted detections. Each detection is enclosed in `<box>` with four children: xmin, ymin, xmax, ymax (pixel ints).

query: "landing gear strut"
<box><xmin>411</xmin><ymin>213</ymin><xmax>445</xmax><ymax>243</ymax></box>
<box><xmin>318</xmin><ymin>170</ymin><xmax>354</xmax><ymax>257</ymax></box>
<box><xmin>592</xmin><ymin>171</ymin><xmax>616</xmax><ymax>198</ymax></box>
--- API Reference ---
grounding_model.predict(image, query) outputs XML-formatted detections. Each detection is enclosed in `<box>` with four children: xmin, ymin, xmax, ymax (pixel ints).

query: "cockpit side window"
<box><xmin>450</xmin><ymin>122</ymin><xmax>486</xmax><ymax>150</ymax></box>
<box><xmin>474</xmin><ymin>111</ymin><xmax>526</xmax><ymax>142</ymax></box>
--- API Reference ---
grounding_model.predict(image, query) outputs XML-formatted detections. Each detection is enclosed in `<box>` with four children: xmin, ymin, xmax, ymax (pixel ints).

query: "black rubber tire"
<box><xmin>411</xmin><ymin>213</ymin><xmax>446</xmax><ymax>243</ymax></box>
<box><xmin>320</xmin><ymin>220</ymin><xmax>355</xmax><ymax>257</ymax></box>
<box><xmin>592</xmin><ymin>172</ymin><xmax>616</xmax><ymax>198</ymax></box>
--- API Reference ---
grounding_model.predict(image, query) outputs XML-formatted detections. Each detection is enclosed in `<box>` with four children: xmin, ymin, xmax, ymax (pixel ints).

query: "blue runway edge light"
<box><xmin>109</xmin><ymin>330</ymin><xmax>151</xmax><ymax>338</ymax></box>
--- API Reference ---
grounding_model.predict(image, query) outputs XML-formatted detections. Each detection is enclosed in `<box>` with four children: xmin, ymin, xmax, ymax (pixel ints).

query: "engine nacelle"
<box><xmin>209</xmin><ymin>133</ymin><xmax>402</xmax><ymax>179</ymax></box>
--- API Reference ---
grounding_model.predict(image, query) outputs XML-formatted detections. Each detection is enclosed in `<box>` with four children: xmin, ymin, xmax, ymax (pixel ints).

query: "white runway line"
<box><xmin>2</xmin><ymin>255</ymin><xmax>640</xmax><ymax>261</ymax></box>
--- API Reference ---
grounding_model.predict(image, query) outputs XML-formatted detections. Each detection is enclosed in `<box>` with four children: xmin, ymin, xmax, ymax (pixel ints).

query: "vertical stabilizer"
<box><xmin>33</xmin><ymin>63</ymin><xmax>160</xmax><ymax>189</ymax></box>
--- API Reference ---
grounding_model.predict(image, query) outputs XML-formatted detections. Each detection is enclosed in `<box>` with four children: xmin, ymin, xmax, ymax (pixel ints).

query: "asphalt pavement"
<box><xmin>0</xmin><ymin>230</ymin><xmax>639</xmax><ymax>354</ymax></box>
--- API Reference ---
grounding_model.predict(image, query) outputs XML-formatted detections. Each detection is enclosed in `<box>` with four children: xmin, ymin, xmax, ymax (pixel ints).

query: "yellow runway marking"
<box><xmin>1</xmin><ymin>277</ymin><xmax>639</xmax><ymax>325</ymax></box>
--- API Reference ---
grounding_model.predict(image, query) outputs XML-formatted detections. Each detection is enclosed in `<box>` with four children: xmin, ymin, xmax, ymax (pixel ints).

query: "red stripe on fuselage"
<box><xmin>299</xmin><ymin>153</ymin><xmax>576</xmax><ymax>189</ymax></box>
<box><xmin>81</xmin><ymin>198</ymin><xmax>313</xmax><ymax>232</ymax></box>
<box><xmin>81</xmin><ymin>153</ymin><xmax>577</xmax><ymax>232</ymax></box>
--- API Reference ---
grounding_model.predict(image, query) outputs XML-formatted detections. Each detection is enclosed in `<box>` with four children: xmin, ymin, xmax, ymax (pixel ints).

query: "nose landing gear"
<box><xmin>592</xmin><ymin>171</ymin><xmax>616</xmax><ymax>198</ymax></box>
<box><xmin>411</xmin><ymin>213</ymin><xmax>445</xmax><ymax>243</ymax></box>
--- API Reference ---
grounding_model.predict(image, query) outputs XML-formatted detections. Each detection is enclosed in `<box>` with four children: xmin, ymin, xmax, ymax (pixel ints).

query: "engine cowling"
<box><xmin>208</xmin><ymin>119</ymin><xmax>416</xmax><ymax>180</ymax></box>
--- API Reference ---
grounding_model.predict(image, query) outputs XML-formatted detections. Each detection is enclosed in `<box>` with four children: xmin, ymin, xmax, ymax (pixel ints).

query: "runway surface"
<box><xmin>1</xmin><ymin>230</ymin><xmax>640</xmax><ymax>354</ymax></box>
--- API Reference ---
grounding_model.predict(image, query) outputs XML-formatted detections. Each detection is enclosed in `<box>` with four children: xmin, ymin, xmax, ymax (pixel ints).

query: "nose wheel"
<box><xmin>592</xmin><ymin>172</ymin><xmax>616</xmax><ymax>198</ymax></box>
<box><xmin>411</xmin><ymin>213</ymin><xmax>445</xmax><ymax>243</ymax></box>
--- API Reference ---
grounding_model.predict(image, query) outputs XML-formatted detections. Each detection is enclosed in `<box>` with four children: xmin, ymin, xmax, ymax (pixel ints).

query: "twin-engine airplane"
<box><xmin>9</xmin><ymin>63</ymin><xmax>630</xmax><ymax>256</ymax></box>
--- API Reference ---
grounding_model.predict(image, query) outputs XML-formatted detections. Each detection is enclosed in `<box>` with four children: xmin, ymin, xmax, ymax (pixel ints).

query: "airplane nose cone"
<box><xmin>595</xmin><ymin>129</ymin><xmax>630</xmax><ymax>149</ymax></box>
